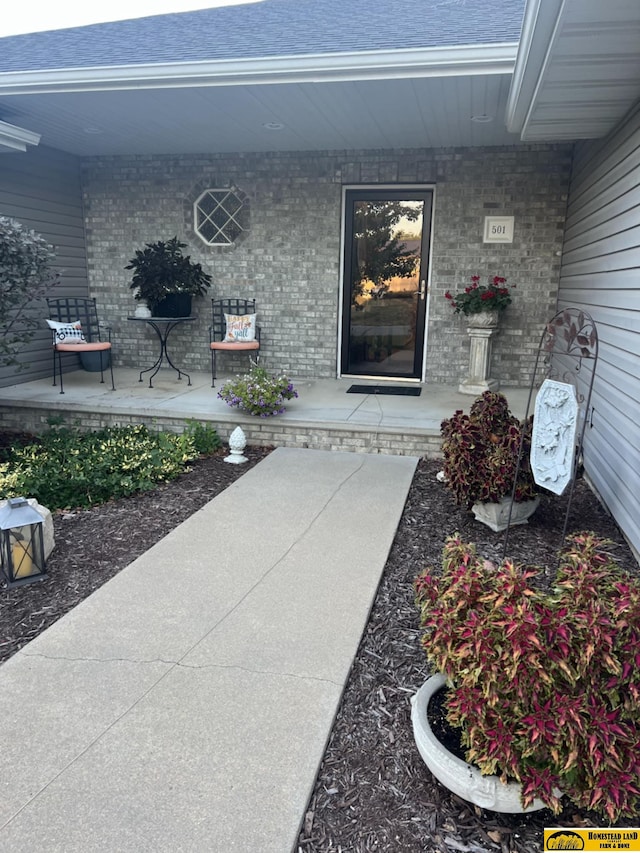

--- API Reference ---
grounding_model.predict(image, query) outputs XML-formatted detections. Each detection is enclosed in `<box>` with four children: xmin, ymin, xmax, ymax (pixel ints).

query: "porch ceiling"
<box><xmin>507</xmin><ymin>0</ymin><xmax>640</xmax><ymax>142</ymax></box>
<box><xmin>0</xmin><ymin>53</ymin><xmax>522</xmax><ymax>156</ymax></box>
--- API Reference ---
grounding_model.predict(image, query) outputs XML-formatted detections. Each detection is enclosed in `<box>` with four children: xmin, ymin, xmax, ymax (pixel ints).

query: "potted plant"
<box><xmin>217</xmin><ymin>363</ymin><xmax>298</xmax><ymax>417</ymax></box>
<box><xmin>125</xmin><ymin>237</ymin><xmax>212</xmax><ymax>317</ymax></box>
<box><xmin>440</xmin><ymin>390</ymin><xmax>539</xmax><ymax>531</ymax></box>
<box><xmin>412</xmin><ymin>533</ymin><xmax>640</xmax><ymax>819</ymax></box>
<box><xmin>444</xmin><ymin>274</ymin><xmax>514</xmax><ymax>322</ymax></box>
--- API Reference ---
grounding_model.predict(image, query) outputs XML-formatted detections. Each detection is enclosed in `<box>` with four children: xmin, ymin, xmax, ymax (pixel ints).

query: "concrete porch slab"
<box><xmin>0</xmin><ymin>368</ymin><xmax>533</xmax><ymax>458</ymax></box>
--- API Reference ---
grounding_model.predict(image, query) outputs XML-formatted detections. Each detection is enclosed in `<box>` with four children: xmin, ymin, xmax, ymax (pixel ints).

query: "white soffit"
<box><xmin>506</xmin><ymin>0</ymin><xmax>640</xmax><ymax>142</ymax></box>
<box><xmin>0</xmin><ymin>45</ymin><xmax>522</xmax><ymax>156</ymax></box>
<box><xmin>0</xmin><ymin>119</ymin><xmax>40</xmax><ymax>153</ymax></box>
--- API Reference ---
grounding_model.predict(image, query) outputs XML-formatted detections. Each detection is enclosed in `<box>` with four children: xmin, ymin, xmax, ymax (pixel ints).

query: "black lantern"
<box><xmin>0</xmin><ymin>497</ymin><xmax>47</xmax><ymax>587</ymax></box>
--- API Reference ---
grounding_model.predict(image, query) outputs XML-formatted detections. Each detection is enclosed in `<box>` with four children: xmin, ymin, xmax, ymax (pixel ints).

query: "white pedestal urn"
<box><xmin>458</xmin><ymin>310</ymin><xmax>500</xmax><ymax>396</ymax></box>
<box><xmin>411</xmin><ymin>674</ymin><xmax>548</xmax><ymax>813</ymax></box>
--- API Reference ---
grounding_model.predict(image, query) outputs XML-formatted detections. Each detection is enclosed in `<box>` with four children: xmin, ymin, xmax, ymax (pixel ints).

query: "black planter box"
<box><xmin>152</xmin><ymin>294</ymin><xmax>192</xmax><ymax>317</ymax></box>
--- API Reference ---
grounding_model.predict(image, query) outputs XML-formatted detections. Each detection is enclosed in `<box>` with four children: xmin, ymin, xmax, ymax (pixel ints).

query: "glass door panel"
<box><xmin>341</xmin><ymin>189</ymin><xmax>432</xmax><ymax>379</ymax></box>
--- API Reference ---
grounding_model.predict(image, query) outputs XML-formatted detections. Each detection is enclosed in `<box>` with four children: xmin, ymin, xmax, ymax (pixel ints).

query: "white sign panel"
<box><xmin>530</xmin><ymin>379</ymin><xmax>579</xmax><ymax>496</ymax></box>
<box><xmin>483</xmin><ymin>216</ymin><xmax>514</xmax><ymax>243</ymax></box>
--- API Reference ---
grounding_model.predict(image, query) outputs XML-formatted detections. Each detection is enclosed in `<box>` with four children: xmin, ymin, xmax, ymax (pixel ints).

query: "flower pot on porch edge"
<box><xmin>410</xmin><ymin>673</ymin><xmax>548</xmax><ymax>814</ymax></box>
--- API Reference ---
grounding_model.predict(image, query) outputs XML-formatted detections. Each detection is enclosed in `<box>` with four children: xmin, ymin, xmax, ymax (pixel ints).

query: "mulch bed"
<box><xmin>1</xmin><ymin>432</ymin><xmax>638</xmax><ymax>851</ymax></box>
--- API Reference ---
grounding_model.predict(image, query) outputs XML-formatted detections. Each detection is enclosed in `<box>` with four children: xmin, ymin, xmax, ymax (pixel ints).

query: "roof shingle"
<box><xmin>0</xmin><ymin>0</ymin><xmax>525</xmax><ymax>74</ymax></box>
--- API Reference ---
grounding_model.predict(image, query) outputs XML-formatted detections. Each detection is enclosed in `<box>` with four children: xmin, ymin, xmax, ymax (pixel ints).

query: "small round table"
<box><xmin>127</xmin><ymin>316</ymin><xmax>195</xmax><ymax>387</ymax></box>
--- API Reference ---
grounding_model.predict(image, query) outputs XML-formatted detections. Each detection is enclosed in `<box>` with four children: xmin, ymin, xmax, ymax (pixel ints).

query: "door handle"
<box><xmin>419</xmin><ymin>280</ymin><xmax>427</xmax><ymax>301</ymax></box>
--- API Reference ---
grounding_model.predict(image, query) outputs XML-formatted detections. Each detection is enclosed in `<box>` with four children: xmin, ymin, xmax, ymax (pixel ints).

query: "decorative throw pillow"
<box><xmin>46</xmin><ymin>319</ymin><xmax>87</xmax><ymax>345</ymax></box>
<box><xmin>223</xmin><ymin>313</ymin><xmax>257</xmax><ymax>342</ymax></box>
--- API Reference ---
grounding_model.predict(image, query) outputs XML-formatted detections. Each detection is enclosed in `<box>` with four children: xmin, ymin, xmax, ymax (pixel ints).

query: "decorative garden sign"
<box><xmin>530</xmin><ymin>379</ymin><xmax>579</xmax><ymax>495</ymax></box>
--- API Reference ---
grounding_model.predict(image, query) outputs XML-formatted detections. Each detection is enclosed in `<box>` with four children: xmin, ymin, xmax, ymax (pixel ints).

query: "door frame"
<box><xmin>337</xmin><ymin>184</ymin><xmax>436</xmax><ymax>381</ymax></box>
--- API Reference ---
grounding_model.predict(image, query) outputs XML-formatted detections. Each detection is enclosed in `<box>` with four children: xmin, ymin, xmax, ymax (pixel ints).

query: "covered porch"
<box><xmin>0</xmin><ymin>368</ymin><xmax>530</xmax><ymax>457</ymax></box>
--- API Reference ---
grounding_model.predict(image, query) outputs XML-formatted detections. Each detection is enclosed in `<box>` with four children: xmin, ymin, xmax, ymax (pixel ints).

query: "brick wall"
<box><xmin>82</xmin><ymin>144</ymin><xmax>571</xmax><ymax>385</ymax></box>
<box><xmin>0</xmin><ymin>404</ymin><xmax>443</xmax><ymax>458</ymax></box>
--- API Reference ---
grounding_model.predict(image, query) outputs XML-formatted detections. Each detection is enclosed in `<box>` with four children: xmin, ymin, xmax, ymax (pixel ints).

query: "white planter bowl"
<box><xmin>411</xmin><ymin>674</ymin><xmax>548</xmax><ymax>813</ymax></box>
<box><xmin>471</xmin><ymin>496</ymin><xmax>540</xmax><ymax>532</ymax></box>
<box><xmin>466</xmin><ymin>310</ymin><xmax>500</xmax><ymax>328</ymax></box>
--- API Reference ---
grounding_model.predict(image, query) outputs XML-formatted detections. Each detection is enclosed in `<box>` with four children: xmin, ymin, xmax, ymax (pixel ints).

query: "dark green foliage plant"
<box><xmin>125</xmin><ymin>237</ymin><xmax>212</xmax><ymax>312</ymax></box>
<box><xmin>440</xmin><ymin>390</ymin><xmax>536</xmax><ymax>507</ymax></box>
<box><xmin>415</xmin><ymin>533</ymin><xmax>640</xmax><ymax>820</ymax></box>
<box><xmin>0</xmin><ymin>422</ymin><xmax>221</xmax><ymax>510</ymax></box>
<box><xmin>0</xmin><ymin>216</ymin><xmax>60</xmax><ymax>368</ymax></box>
<box><xmin>183</xmin><ymin>419</ymin><xmax>222</xmax><ymax>455</ymax></box>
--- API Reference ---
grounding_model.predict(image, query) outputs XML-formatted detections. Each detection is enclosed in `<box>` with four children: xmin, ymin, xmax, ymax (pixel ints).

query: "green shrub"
<box><xmin>0</xmin><ymin>216</ymin><xmax>60</xmax><ymax>369</ymax></box>
<box><xmin>183</xmin><ymin>419</ymin><xmax>222</xmax><ymax>456</ymax></box>
<box><xmin>0</xmin><ymin>422</ymin><xmax>221</xmax><ymax>510</ymax></box>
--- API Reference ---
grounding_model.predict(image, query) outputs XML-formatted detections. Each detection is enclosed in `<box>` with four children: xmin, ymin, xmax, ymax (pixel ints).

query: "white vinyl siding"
<box><xmin>557</xmin><ymin>99</ymin><xmax>640</xmax><ymax>559</ymax></box>
<box><xmin>0</xmin><ymin>144</ymin><xmax>89</xmax><ymax>387</ymax></box>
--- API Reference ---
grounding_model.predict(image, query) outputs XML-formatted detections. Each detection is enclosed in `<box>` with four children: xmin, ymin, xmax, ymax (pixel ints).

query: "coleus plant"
<box><xmin>440</xmin><ymin>390</ymin><xmax>537</xmax><ymax>507</ymax></box>
<box><xmin>414</xmin><ymin>533</ymin><xmax>640</xmax><ymax>819</ymax></box>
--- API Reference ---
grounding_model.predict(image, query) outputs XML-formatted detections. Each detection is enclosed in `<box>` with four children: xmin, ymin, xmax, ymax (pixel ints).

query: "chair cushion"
<box><xmin>211</xmin><ymin>340</ymin><xmax>260</xmax><ymax>351</ymax></box>
<box><xmin>223</xmin><ymin>313</ymin><xmax>256</xmax><ymax>342</ymax></box>
<box><xmin>46</xmin><ymin>319</ymin><xmax>86</xmax><ymax>345</ymax></box>
<box><xmin>55</xmin><ymin>341</ymin><xmax>111</xmax><ymax>352</ymax></box>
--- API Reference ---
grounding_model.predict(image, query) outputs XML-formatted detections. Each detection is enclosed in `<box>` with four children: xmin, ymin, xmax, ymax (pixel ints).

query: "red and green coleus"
<box><xmin>414</xmin><ymin>533</ymin><xmax>640</xmax><ymax>820</ymax></box>
<box><xmin>440</xmin><ymin>391</ymin><xmax>537</xmax><ymax>507</ymax></box>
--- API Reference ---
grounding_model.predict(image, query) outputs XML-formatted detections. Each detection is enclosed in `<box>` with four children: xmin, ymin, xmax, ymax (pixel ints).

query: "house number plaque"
<box><xmin>483</xmin><ymin>216</ymin><xmax>514</xmax><ymax>243</ymax></box>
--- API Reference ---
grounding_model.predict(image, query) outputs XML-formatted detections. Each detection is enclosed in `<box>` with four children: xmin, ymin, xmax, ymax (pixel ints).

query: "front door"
<box><xmin>341</xmin><ymin>188</ymin><xmax>433</xmax><ymax>379</ymax></box>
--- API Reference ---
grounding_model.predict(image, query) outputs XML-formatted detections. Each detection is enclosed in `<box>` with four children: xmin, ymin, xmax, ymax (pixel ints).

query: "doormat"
<box><xmin>347</xmin><ymin>384</ymin><xmax>422</xmax><ymax>397</ymax></box>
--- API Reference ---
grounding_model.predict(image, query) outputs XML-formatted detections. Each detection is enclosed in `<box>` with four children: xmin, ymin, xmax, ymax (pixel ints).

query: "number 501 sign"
<box><xmin>483</xmin><ymin>216</ymin><xmax>514</xmax><ymax>243</ymax></box>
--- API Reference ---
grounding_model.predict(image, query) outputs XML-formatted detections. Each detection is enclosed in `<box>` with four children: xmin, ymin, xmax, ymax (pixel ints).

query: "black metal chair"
<box><xmin>46</xmin><ymin>297</ymin><xmax>115</xmax><ymax>394</ymax></box>
<box><xmin>209</xmin><ymin>298</ymin><xmax>260</xmax><ymax>387</ymax></box>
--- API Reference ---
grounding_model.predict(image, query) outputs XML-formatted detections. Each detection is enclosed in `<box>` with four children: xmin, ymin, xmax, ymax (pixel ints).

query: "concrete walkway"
<box><xmin>0</xmin><ymin>447</ymin><xmax>418</xmax><ymax>852</ymax></box>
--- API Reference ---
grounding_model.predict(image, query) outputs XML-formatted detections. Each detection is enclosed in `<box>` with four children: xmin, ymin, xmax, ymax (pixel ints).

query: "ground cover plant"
<box><xmin>0</xmin><ymin>420</ymin><xmax>221</xmax><ymax>510</ymax></box>
<box><xmin>0</xmin><ymin>434</ymin><xmax>638</xmax><ymax>851</ymax></box>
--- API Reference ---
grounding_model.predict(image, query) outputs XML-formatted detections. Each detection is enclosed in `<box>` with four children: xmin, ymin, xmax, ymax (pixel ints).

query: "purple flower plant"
<box><xmin>218</xmin><ymin>365</ymin><xmax>298</xmax><ymax>417</ymax></box>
